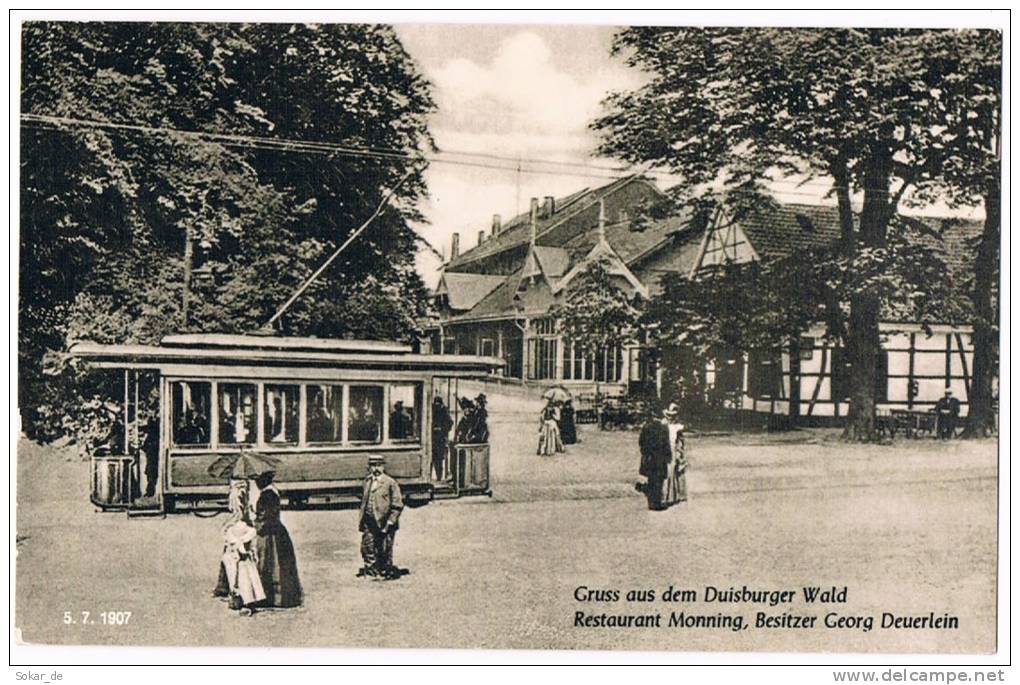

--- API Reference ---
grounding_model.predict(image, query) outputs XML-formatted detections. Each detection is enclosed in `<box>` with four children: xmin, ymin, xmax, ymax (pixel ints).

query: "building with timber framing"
<box><xmin>425</xmin><ymin>175</ymin><xmax>985</xmax><ymax>422</ymax></box>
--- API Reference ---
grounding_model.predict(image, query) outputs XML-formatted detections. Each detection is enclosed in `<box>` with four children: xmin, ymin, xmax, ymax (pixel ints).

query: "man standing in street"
<box><xmin>934</xmin><ymin>387</ymin><xmax>961</xmax><ymax>440</ymax></box>
<box><xmin>638</xmin><ymin>403</ymin><xmax>673</xmax><ymax>511</ymax></box>
<box><xmin>357</xmin><ymin>455</ymin><xmax>405</xmax><ymax>579</ymax></box>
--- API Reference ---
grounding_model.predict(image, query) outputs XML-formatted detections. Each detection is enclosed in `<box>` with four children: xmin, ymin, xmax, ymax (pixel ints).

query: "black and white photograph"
<box><xmin>10</xmin><ymin>10</ymin><xmax>1009</xmax><ymax>667</ymax></box>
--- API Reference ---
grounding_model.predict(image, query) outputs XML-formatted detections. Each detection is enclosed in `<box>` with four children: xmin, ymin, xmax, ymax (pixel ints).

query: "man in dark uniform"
<box><xmin>431</xmin><ymin>396</ymin><xmax>453</xmax><ymax>481</ymax></box>
<box><xmin>638</xmin><ymin>404</ymin><xmax>672</xmax><ymax>510</ymax></box>
<box><xmin>357</xmin><ymin>455</ymin><xmax>404</xmax><ymax>579</ymax></box>
<box><xmin>934</xmin><ymin>387</ymin><xmax>961</xmax><ymax>440</ymax></box>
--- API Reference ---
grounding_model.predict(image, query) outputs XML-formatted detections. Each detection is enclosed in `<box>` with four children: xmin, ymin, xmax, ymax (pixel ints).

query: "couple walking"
<box><xmin>214</xmin><ymin>470</ymin><xmax>302</xmax><ymax>615</ymax></box>
<box><xmin>638</xmin><ymin>402</ymin><xmax>689</xmax><ymax>511</ymax></box>
<box><xmin>537</xmin><ymin>398</ymin><xmax>577</xmax><ymax>456</ymax></box>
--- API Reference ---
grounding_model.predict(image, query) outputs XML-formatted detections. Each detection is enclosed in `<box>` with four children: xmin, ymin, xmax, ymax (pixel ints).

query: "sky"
<box><xmin>394</xmin><ymin>22</ymin><xmax>988</xmax><ymax>289</ymax></box>
<box><xmin>395</xmin><ymin>23</ymin><xmax>643</xmax><ymax>287</ymax></box>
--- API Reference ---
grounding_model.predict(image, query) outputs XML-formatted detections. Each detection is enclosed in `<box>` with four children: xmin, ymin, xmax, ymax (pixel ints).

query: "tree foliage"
<box><xmin>20</xmin><ymin>22</ymin><xmax>436</xmax><ymax>446</ymax></box>
<box><xmin>594</xmin><ymin>27</ymin><xmax>1000</xmax><ymax>440</ymax></box>
<box><xmin>555</xmin><ymin>256</ymin><xmax>642</xmax><ymax>367</ymax></box>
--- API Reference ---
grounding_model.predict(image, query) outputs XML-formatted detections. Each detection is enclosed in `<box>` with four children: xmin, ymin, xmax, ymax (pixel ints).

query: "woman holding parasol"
<box><xmin>208</xmin><ymin>451</ymin><xmax>302</xmax><ymax>609</ymax></box>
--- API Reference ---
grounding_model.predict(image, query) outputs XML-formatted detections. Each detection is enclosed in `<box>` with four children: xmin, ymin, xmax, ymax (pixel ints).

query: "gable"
<box><xmin>553</xmin><ymin>240</ymin><xmax>649</xmax><ymax>299</ymax></box>
<box><xmin>435</xmin><ymin>272</ymin><xmax>506</xmax><ymax>311</ymax></box>
<box><xmin>695</xmin><ymin>217</ymin><xmax>759</xmax><ymax>272</ymax></box>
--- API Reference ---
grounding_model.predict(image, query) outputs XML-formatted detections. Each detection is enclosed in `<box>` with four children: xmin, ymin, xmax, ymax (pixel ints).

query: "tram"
<box><xmin>70</xmin><ymin>334</ymin><xmax>502</xmax><ymax>514</ymax></box>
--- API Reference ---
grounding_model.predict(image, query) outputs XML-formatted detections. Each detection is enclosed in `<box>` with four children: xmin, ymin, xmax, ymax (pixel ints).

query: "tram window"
<box><xmin>388</xmin><ymin>384</ymin><xmax>421</xmax><ymax>441</ymax></box>
<box><xmin>219</xmin><ymin>383</ymin><xmax>257</xmax><ymax>445</ymax></box>
<box><xmin>264</xmin><ymin>384</ymin><xmax>299</xmax><ymax>444</ymax></box>
<box><xmin>348</xmin><ymin>385</ymin><xmax>384</xmax><ymax>443</ymax></box>
<box><xmin>171</xmin><ymin>381</ymin><xmax>211</xmax><ymax>446</ymax></box>
<box><xmin>307</xmin><ymin>384</ymin><xmax>343</xmax><ymax>444</ymax></box>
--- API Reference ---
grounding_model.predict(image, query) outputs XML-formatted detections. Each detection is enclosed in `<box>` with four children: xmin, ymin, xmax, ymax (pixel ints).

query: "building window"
<box><xmin>264</xmin><ymin>384</ymin><xmax>300</xmax><ymax>444</ymax></box>
<box><xmin>596</xmin><ymin>346</ymin><xmax>623</xmax><ymax>383</ymax></box>
<box><xmin>218</xmin><ymin>383</ymin><xmax>257</xmax><ymax>445</ymax></box>
<box><xmin>748</xmin><ymin>350</ymin><xmax>782</xmax><ymax>399</ymax></box>
<box><xmin>388</xmin><ymin>384</ymin><xmax>421</xmax><ymax>442</ymax></box>
<box><xmin>714</xmin><ymin>350</ymin><xmax>745</xmax><ymax>397</ymax></box>
<box><xmin>563</xmin><ymin>339</ymin><xmax>581</xmax><ymax>380</ymax></box>
<box><xmin>480</xmin><ymin>338</ymin><xmax>495</xmax><ymax>357</ymax></box>
<box><xmin>562</xmin><ymin>340</ymin><xmax>622</xmax><ymax>382</ymax></box>
<box><xmin>533</xmin><ymin>318</ymin><xmax>556</xmax><ymax>336</ymax></box>
<box><xmin>307</xmin><ymin>384</ymin><xmax>344</xmax><ymax>444</ymax></box>
<box><xmin>537</xmin><ymin>338</ymin><xmax>558</xmax><ymax>380</ymax></box>
<box><xmin>171</xmin><ymin>381</ymin><xmax>211</xmax><ymax>446</ymax></box>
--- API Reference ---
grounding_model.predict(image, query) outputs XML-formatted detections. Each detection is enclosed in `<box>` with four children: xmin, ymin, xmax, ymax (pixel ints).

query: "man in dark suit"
<box><xmin>357</xmin><ymin>455</ymin><xmax>404</xmax><ymax>579</ymax></box>
<box><xmin>934</xmin><ymin>387</ymin><xmax>961</xmax><ymax>440</ymax></box>
<box><xmin>638</xmin><ymin>404</ymin><xmax>673</xmax><ymax>511</ymax></box>
<box><xmin>431</xmin><ymin>396</ymin><xmax>453</xmax><ymax>481</ymax></box>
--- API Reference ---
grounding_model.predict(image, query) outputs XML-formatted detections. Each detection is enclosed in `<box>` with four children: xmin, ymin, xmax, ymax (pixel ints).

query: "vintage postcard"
<box><xmin>12</xmin><ymin>11</ymin><xmax>1006</xmax><ymax>662</ymax></box>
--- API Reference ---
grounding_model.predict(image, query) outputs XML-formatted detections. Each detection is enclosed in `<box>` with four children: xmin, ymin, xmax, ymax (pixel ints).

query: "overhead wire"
<box><xmin>19</xmin><ymin>112</ymin><xmax>916</xmax><ymax>198</ymax></box>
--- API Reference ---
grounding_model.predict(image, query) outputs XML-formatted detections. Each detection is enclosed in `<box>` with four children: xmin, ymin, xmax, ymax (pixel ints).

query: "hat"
<box><xmin>224</xmin><ymin>521</ymin><xmax>256</xmax><ymax>546</ymax></box>
<box><xmin>367</xmin><ymin>455</ymin><xmax>386</xmax><ymax>465</ymax></box>
<box><xmin>663</xmin><ymin>402</ymin><xmax>681</xmax><ymax>420</ymax></box>
<box><xmin>945</xmin><ymin>387</ymin><xmax>954</xmax><ymax>394</ymax></box>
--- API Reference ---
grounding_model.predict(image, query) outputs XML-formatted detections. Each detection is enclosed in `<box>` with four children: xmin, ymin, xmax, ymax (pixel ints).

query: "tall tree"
<box><xmin>554</xmin><ymin>256</ymin><xmax>642</xmax><ymax>420</ymax></box>
<box><xmin>594</xmin><ymin>27</ymin><xmax>1001</xmax><ymax>440</ymax></box>
<box><xmin>909</xmin><ymin>31</ymin><xmax>1002</xmax><ymax>437</ymax></box>
<box><xmin>19</xmin><ymin>22</ymin><xmax>435</xmax><ymax>445</ymax></box>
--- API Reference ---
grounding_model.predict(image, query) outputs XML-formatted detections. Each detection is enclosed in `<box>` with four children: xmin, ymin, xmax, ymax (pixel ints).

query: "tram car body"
<box><xmin>70</xmin><ymin>334</ymin><xmax>502</xmax><ymax>513</ymax></box>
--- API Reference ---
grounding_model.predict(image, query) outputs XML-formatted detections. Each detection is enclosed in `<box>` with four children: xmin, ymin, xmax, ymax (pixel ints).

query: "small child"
<box><xmin>223</xmin><ymin>519</ymin><xmax>264</xmax><ymax>616</ymax></box>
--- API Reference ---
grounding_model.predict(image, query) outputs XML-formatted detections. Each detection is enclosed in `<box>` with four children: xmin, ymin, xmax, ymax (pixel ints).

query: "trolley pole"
<box><xmin>182</xmin><ymin>226</ymin><xmax>193</xmax><ymax>327</ymax></box>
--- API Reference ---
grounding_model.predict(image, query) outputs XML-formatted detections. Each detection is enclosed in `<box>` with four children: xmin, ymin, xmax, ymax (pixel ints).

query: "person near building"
<box><xmin>537</xmin><ymin>400</ymin><xmax>564</xmax><ymax>456</ymax></box>
<box><xmin>934</xmin><ymin>387</ymin><xmax>961</xmax><ymax>440</ymax></box>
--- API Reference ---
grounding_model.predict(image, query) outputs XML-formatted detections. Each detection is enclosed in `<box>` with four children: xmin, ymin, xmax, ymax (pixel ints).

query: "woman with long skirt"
<box><xmin>560</xmin><ymin>400</ymin><xmax>577</xmax><ymax>445</ymax></box>
<box><xmin>252</xmin><ymin>471</ymin><xmax>303</xmax><ymax>608</ymax></box>
<box><xmin>536</xmin><ymin>401</ymin><xmax>564</xmax><ymax>456</ymax></box>
<box><xmin>661</xmin><ymin>405</ymin><xmax>688</xmax><ymax>507</ymax></box>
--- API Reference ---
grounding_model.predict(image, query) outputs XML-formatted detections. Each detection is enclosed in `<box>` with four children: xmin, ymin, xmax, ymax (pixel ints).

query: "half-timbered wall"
<box><xmin>730</xmin><ymin>325</ymin><xmax>975</xmax><ymax>419</ymax></box>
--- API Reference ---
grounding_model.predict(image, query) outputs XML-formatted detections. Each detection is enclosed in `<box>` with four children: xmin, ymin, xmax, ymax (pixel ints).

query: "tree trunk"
<box><xmin>962</xmin><ymin>177</ymin><xmax>1000</xmax><ymax>438</ymax></box>
<box><xmin>841</xmin><ymin>155</ymin><xmax>892</xmax><ymax>442</ymax></box>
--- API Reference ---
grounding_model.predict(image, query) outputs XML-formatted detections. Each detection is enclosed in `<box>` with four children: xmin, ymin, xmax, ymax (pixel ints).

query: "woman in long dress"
<box><xmin>560</xmin><ymin>400</ymin><xmax>577</xmax><ymax>445</ymax></box>
<box><xmin>252</xmin><ymin>471</ymin><xmax>303</xmax><ymax>608</ymax></box>
<box><xmin>537</xmin><ymin>401</ymin><xmax>564</xmax><ymax>456</ymax></box>
<box><xmin>661</xmin><ymin>406</ymin><xmax>688</xmax><ymax>507</ymax></box>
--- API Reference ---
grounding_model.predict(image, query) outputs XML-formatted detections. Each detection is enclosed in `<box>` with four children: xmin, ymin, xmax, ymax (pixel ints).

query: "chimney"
<box><xmin>492</xmin><ymin>214</ymin><xmax>501</xmax><ymax>236</ymax></box>
<box><xmin>529</xmin><ymin>197</ymin><xmax>539</xmax><ymax>245</ymax></box>
<box><xmin>543</xmin><ymin>196</ymin><xmax>555</xmax><ymax>218</ymax></box>
<box><xmin>451</xmin><ymin>232</ymin><xmax>460</xmax><ymax>260</ymax></box>
<box><xmin>478</xmin><ymin>230</ymin><xmax>485</xmax><ymax>246</ymax></box>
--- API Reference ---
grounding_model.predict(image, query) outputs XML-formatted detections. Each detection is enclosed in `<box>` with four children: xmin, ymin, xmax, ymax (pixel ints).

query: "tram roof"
<box><xmin>69</xmin><ymin>340</ymin><xmax>504</xmax><ymax>375</ymax></box>
<box><xmin>159</xmin><ymin>333</ymin><xmax>412</xmax><ymax>354</ymax></box>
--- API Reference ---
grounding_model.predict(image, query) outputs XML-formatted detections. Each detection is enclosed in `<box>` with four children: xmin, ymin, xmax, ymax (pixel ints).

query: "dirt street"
<box><xmin>14</xmin><ymin>414</ymin><xmax>998</xmax><ymax>653</ymax></box>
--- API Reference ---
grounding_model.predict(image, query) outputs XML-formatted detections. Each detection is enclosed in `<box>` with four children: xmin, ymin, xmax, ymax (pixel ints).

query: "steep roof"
<box><xmin>444</xmin><ymin>175</ymin><xmax>643</xmax><ymax>270</ymax></box>
<box><xmin>736</xmin><ymin>202</ymin><xmax>844</xmax><ymax>260</ymax></box>
<box><xmin>562</xmin><ymin>212</ymin><xmax>694</xmax><ymax>266</ymax></box>
<box><xmin>731</xmin><ymin>202</ymin><xmax>982</xmax><ymax>268</ymax></box>
<box><xmin>434</xmin><ymin>272</ymin><xmax>505</xmax><ymax>311</ymax></box>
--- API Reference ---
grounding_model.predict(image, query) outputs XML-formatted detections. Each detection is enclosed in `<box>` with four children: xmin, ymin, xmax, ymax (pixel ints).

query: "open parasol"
<box><xmin>207</xmin><ymin>450</ymin><xmax>282</xmax><ymax>480</ymax></box>
<box><xmin>542</xmin><ymin>385</ymin><xmax>573</xmax><ymax>403</ymax></box>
